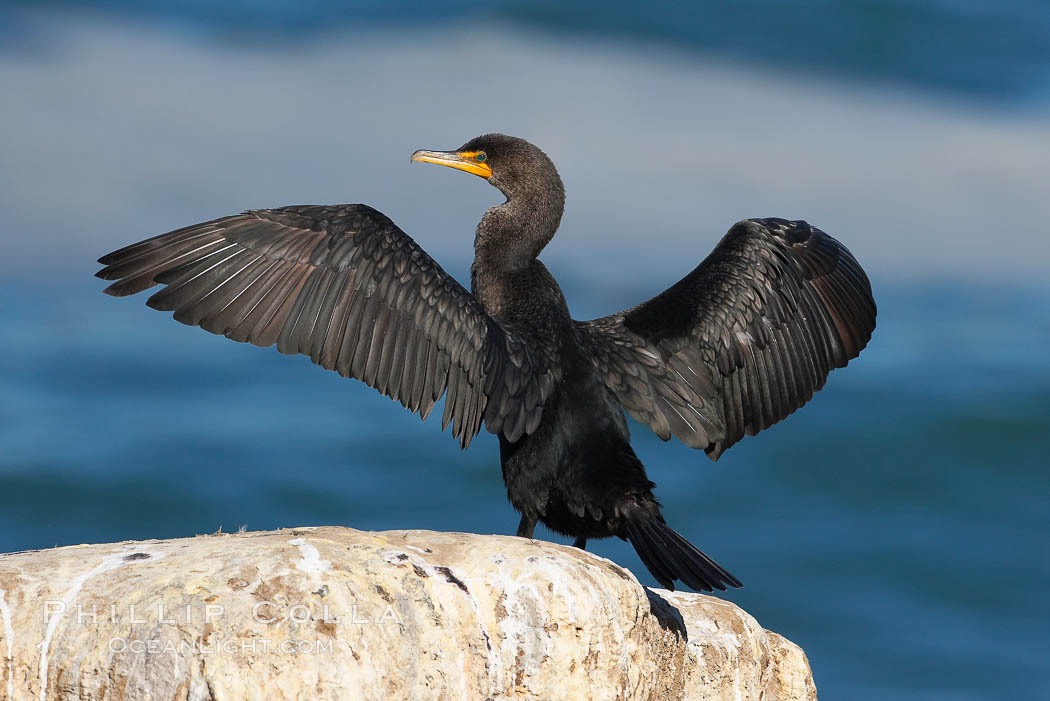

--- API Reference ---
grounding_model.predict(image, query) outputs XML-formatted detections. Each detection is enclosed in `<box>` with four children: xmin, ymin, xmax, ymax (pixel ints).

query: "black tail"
<box><xmin>624</xmin><ymin>520</ymin><xmax>743</xmax><ymax>592</ymax></box>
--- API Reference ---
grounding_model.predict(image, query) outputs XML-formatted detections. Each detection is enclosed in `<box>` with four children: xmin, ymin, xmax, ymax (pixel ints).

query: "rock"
<box><xmin>0</xmin><ymin>527</ymin><xmax>816</xmax><ymax>700</ymax></box>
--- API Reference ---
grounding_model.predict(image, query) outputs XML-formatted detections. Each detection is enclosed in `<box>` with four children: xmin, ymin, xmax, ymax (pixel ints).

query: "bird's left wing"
<box><xmin>97</xmin><ymin>204</ymin><xmax>554</xmax><ymax>447</ymax></box>
<box><xmin>577</xmin><ymin>218</ymin><xmax>876</xmax><ymax>459</ymax></box>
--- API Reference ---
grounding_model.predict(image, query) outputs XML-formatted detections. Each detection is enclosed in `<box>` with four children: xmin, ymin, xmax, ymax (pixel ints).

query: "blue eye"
<box><xmin>476</xmin><ymin>153</ymin><xmax>487</xmax><ymax>162</ymax></box>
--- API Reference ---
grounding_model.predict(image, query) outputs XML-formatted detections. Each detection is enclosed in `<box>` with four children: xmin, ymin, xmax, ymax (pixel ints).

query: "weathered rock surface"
<box><xmin>0</xmin><ymin>527</ymin><xmax>816</xmax><ymax>700</ymax></box>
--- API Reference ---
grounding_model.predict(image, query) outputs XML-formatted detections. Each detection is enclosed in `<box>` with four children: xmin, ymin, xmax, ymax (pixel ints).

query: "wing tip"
<box><xmin>100</xmin><ymin>276</ymin><xmax>158</xmax><ymax>297</ymax></box>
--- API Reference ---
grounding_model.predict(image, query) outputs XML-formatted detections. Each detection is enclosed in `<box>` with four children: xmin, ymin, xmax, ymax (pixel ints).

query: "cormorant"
<box><xmin>96</xmin><ymin>134</ymin><xmax>876</xmax><ymax>592</ymax></box>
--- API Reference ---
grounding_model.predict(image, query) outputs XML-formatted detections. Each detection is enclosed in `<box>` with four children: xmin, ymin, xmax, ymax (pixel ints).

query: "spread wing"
<box><xmin>577</xmin><ymin>218</ymin><xmax>876</xmax><ymax>459</ymax></box>
<box><xmin>96</xmin><ymin>204</ymin><xmax>555</xmax><ymax>447</ymax></box>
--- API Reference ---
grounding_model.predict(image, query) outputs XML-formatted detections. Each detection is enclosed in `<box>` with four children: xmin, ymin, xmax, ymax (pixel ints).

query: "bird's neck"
<box><xmin>473</xmin><ymin>189</ymin><xmax>564</xmax><ymax>271</ymax></box>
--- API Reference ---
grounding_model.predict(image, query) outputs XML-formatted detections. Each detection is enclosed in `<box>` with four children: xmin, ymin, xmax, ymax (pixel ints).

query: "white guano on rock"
<box><xmin>0</xmin><ymin>526</ymin><xmax>817</xmax><ymax>700</ymax></box>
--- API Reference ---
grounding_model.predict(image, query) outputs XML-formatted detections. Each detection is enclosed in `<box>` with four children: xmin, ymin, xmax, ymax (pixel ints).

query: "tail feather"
<box><xmin>624</xmin><ymin>521</ymin><xmax>677</xmax><ymax>587</ymax></box>
<box><xmin>625</xmin><ymin>520</ymin><xmax>742</xmax><ymax>592</ymax></box>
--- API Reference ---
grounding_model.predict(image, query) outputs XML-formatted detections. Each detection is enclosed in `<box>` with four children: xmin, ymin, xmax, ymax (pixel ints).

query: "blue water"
<box><xmin>1</xmin><ymin>272</ymin><xmax>1047</xmax><ymax>700</ymax></box>
<box><xmin>3</xmin><ymin>0</ymin><xmax>1049</xmax><ymax>106</ymax></box>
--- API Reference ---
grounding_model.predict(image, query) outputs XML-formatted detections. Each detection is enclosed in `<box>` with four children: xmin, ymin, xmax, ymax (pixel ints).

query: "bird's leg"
<box><xmin>516</xmin><ymin>515</ymin><xmax>536</xmax><ymax>539</ymax></box>
<box><xmin>572</xmin><ymin>537</ymin><xmax>587</xmax><ymax>550</ymax></box>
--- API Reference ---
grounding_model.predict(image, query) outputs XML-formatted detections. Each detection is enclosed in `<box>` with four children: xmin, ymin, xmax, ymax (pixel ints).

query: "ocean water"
<box><xmin>1</xmin><ymin>276</ymin><xmax>1046</xmax><ymax>700</ymax></box>
<box><xmin>3</xmin><ymin>0</ymin><xmax>1049</xmax><ymax>104</ymax></box>
<box><xmin>1</xmin><ymin>2</ymin><xmax>1048</xmax><ymax>699</ymax></box>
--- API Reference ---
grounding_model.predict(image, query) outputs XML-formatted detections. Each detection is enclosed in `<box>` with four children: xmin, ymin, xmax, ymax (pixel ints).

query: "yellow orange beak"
<box><xmin>410</xmin><ymin>149</ymin><xmax>492</xmax><ymax>179</ymax></box>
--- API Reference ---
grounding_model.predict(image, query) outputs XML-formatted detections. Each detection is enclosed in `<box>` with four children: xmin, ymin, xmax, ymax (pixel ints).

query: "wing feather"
<box><xmin>97</xmin><ymin>204</ymin><xmax>552</xmax><ymax>448</ymax></box>
<box><xmin>577</xmin><ymin>218</ymin><xmax>876</xmax><ymax>459</ymax></box>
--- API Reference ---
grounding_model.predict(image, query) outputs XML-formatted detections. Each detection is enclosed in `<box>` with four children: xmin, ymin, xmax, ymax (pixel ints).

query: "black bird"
<box><xmin>96</xmin><ymin>134</ymin><xmax>876</xmax><ymax>592</ymax></box>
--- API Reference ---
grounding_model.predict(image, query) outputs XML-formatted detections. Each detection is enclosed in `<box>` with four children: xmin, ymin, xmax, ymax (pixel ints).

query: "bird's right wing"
<box><xmin>577</xmin><ymin>218</ymin><xmax>875</xmax><ymax>459</ymax></box>
<box><xmin>96</xmin><ymin>204</ymin><xmax>555</xmax><ymax>447</ymax></box>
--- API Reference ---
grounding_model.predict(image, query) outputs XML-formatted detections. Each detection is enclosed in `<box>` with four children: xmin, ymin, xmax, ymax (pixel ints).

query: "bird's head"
<box><xmin>411</xmin><ymin>133</ymin><xmax>563</xmax><ymax>203</ymax></box>
<box><xmin>412</xmin><ymin>134</ymin><xmax>565</xmax><ymax>261</ymax></box>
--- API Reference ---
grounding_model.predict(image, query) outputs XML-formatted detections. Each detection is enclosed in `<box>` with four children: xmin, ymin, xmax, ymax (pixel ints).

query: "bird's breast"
<box><xmin>471</xmin><ymin>259</ymin><xmax>570</xmax><ymax>330</ymax></box>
